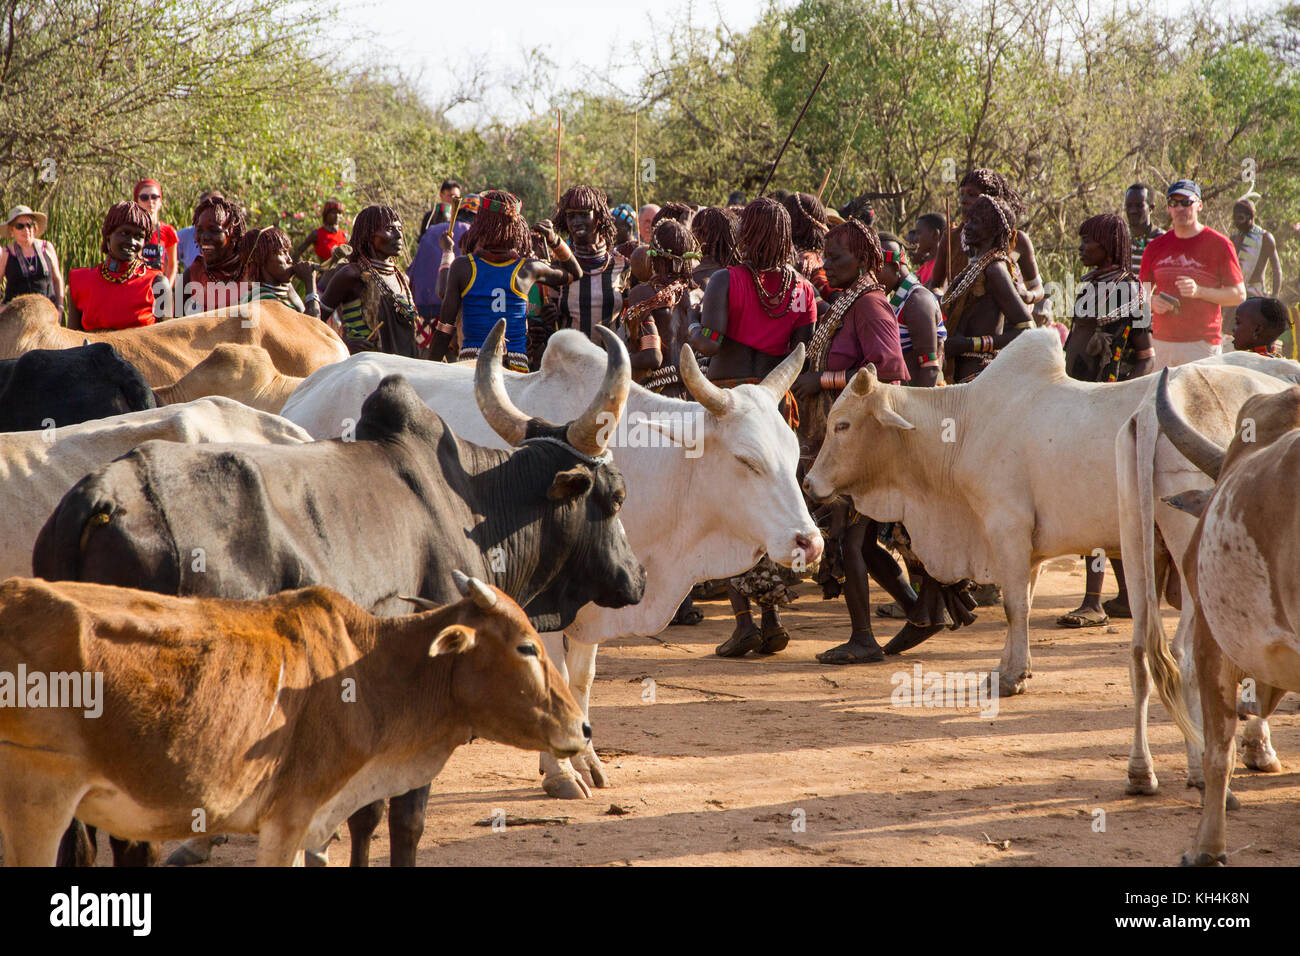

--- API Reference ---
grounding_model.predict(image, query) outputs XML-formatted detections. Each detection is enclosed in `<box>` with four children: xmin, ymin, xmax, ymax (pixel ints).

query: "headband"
<box><xmin>480</xmin><ymin>195</ymin><xmax>522</xmax><ymax>216</ymax></box>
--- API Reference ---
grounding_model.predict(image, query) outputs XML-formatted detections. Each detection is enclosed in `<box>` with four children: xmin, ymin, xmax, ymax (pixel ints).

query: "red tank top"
<box><xmin>314</xmin><ymin>228</ymin><xmax>348</xmax><ymax>261</ymax></box>
<box><xmin>725</xmin><ymin>266</ymin><xmax>816</xmax><ymax>356</ymax></box>
<box><xmin>68</xmin><ymin>266</ymin><xmax>157</xmax><ymax>330</ymax></box>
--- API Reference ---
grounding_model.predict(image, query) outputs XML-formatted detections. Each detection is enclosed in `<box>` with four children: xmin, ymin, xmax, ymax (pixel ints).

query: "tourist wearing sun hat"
<box><xmin>0</xmin><ymin>205</ymin><xmax>64</xmax><ymax>313</ymax></box>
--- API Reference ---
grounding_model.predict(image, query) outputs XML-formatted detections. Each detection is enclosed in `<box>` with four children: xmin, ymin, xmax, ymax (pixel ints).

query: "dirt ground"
<box><xmin>123</xmin><ymin>558</ymin><xmax>1300</xmax><ymax>866</ymax></box>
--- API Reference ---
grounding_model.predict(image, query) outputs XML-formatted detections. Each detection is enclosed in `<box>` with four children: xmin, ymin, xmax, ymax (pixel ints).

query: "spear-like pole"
<box><xmin>633</xmin><ymin>109</ymin><xmax>640</xmax><ymax>212</ymax></box>
<box><xmin>759</xmin><ymin>60</ymin><xmax>830</xmax><ymax>197</ymax></box>
<box><xmin>815</xmin><ymin>165</ymin><xmax>833</xmax><ymax>202</ymax></box>
<box><xmin>944</xmin><ymin>197</ymin><xmax>952</xmax><ymax>291</ymax></box>
<box><xmin>555</xmin><ymin>109</ymin><xmax>563</xmax><ymax>204</ymax></box>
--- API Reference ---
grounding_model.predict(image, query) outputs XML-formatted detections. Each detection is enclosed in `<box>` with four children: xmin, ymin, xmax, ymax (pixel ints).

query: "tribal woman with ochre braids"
<box><xmin>690</xmin><ymin>205</ymin><xmax>740</xmax><ymax>289</ymax></box>
<box><xmin>551</xmin><ymin>185</ymin><xmax>631</xmax><ymax>339</ymax></box>
<box><xmin>318</xmin><ymin>204</ymin><xmax>420</xmax><ymax>356</ymax></box>
<box><xmin>624</xmin><ymin>218</ymin><xmax>702</xmax><ymax>396</ymax></box>
<box><xmin>431</xmin><ymin>190</ymin><xmax>580</xmax><ymax>371</ymax></box>
<box><xmin>689</xmin><ymin>197</ymin><xmax>816</xmax><ymax>658</ymax></box>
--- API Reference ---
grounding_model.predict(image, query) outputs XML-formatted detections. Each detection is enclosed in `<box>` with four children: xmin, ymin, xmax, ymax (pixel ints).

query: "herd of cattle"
<box><xmin>0</xmin><ymin>289</ymin><xmax>1295</xmax><ymax>867</ymax></box>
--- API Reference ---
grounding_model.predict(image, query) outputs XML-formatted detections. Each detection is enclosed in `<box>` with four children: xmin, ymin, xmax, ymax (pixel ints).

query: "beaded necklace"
<box><xmin>99</xmin><ymin>258</ymin><xmax>148</xmax><ymax>284</ymax></box>
<box><xmin>745</xmin><ymin>264</ymin><xmax>796</xmax><ymax>319</ymax></box>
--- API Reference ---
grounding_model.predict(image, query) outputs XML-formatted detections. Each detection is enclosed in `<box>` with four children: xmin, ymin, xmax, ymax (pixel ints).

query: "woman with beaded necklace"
<box><xmin>67</xmin><ymin>202</ymin><xmax>168</xmax><ymax>331</ymax></box>
<box><xmin>623</xmin><ymin>218</ymin><xmax>702</xmax><ymax>395</ymax></box>
<box><xmin>688</xmin><ymin>197</ymin><xmax>817</xmax><ymax>658</ymax></box>
<box><xmin>182</xmin><ymin>194</ymin><xmax>246</xmax><ymax>314</ymax></box>
<box><xmin>319</xmin><ymin>204</ymin><xmax>420</xmax><ymax>356</ymax></box>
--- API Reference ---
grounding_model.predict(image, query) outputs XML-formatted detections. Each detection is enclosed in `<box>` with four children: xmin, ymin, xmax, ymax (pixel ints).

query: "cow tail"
<box><xmin>31</xmin><ymin>484</ymin><xmax>115</xmax><ymax>581</ymax></box>
<box><xmin>1130</xmin><ymin>409</ymin><xmax>1199</xmax><ymax>744</ymax></box>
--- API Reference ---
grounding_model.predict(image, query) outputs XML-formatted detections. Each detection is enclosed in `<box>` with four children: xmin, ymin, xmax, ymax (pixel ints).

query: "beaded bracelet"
<box><xmin>639</xmin><ymin>334</ymin><xmax>661</xmax><ymax>350</ymax></box>
<box><xmin>697</xmin><ymin>326</ymin><xmax>722</xmax><ymax>343</ymax></box>
<box><xmin>819</xmin><ymin>370</ymin><xmax>847</xmax><ymax>391</ymax></box>
<box><xmin>435</xmin><ymin>321</ymin><xmax>455</xmax><ymax>335</ymax></box>
<box><xmin>917</xmin><ymin>350</ymin><xmax>940</xmax><ymax>367</ymax></box>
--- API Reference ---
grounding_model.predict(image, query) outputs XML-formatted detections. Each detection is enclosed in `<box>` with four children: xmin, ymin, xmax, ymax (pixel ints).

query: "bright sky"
<box><xmin>328</xmin><ymin>0</ymin><xmax>1285</xmax><ymax>128</ymax></box>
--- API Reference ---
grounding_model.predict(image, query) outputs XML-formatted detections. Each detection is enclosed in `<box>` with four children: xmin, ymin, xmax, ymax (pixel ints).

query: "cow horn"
<box><xmin>398</xmin><ymin>594</ymin><xmax>440</xmax><ymax>612</ymax></box>
<box><xmin>1154</xmin><ymin>367</ymin><xmax>1225</xmax><ymax>479</ymax></box>
<box><xmin>564</xmin><ymin>325</ymin><xmax>631</xmax><ymax>457</ymax></box>
<box><xmin>679</xmin><ymin>344</ymin><xmax>733</xmax><ymax>417</ymax></box>
<box><xmin>759</xmin><ymin>342</ymin><xmax>806</xmax><ymax>401</ymax></box>
<box><xmin>475</xmin><ymin>320</ymin><xmax>531</xmax><ymax>446</ymax></box>
<box><xmin>452</xmin><ymin>569</ymin><xmax>497</xmax><ymax>610</ymax></box>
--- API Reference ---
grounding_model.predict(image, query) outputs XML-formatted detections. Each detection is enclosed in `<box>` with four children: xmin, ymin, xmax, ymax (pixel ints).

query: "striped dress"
<box><xmin>556</xmin><ymin>250</ymin><xmax>630</xmax><ymax>339</ymax></box>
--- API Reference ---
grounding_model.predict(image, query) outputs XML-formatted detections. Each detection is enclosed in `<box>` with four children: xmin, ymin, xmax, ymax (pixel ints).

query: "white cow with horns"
<box><xmin>281</xmin><ymin>323</ymin><xmax>824</xmax><ymax>798</ymax></box>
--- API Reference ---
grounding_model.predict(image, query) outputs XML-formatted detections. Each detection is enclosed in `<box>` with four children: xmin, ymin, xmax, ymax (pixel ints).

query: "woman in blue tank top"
<box><xmin>431</xmin><ymin>190</ymin><xmax>582</xmax><ymax>371</ymax></box>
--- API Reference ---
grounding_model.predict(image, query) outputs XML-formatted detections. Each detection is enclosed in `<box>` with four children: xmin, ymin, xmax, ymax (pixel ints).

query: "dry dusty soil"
<box><xmin>100</xmin><ymin>558</ymin><xmax>1300</xmax><ymax>867</ymax></box>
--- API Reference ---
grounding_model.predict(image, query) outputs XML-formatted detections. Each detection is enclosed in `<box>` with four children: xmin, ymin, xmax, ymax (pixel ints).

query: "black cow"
<box><xmin>35</xmin><ymin>322</ymin><xmax>645</xmax><ymax>868</ymax></box>
<box><xmin>0</xmin><ymin>343</ymin><xmax>155</xmax><ymax>431</ymax></box>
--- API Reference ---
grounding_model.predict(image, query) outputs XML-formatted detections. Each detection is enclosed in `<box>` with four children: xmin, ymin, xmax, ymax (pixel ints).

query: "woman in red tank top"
<box><xmin>67</xmin><ymin>202</ymin><xmax>166</xmax><ymax>331</ymax></box>
<box><xmin>294</xmin><ymin>200</ymin><xmax>348</xmax><ymax>263</ymax></box>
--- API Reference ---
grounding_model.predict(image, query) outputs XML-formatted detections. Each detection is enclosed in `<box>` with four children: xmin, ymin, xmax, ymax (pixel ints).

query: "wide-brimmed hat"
<box><xmin>3</xmin><ymin>205</ymin><xmax>47</xmax><ymax>239</ymax></box>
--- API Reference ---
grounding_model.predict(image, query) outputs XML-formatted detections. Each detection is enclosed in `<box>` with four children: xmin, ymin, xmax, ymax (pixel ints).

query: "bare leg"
<box><xmin>715</xmin><ymin>584</ymin><xmax>761</xmax><ymax>657</ymax></box>
<box><xmin>817</xmin><ymin>518</ymin><xmax>885</xmax><ymax>664</ymax></box>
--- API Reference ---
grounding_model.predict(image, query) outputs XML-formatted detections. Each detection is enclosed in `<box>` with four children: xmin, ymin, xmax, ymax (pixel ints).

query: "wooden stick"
<box><xmin>555</xmin><ymin>110</ymin><xmax>563</xmax><ymax>204</ymax></box>
<box><xmin>759</xmin><ymin>60</ymin><xmax>830</xmax><ymax>197</ymax></box>
<box><xmin>633</xmin><ymin>109</ymin><xmax>640</xmax><ymax>213</ymax></box>
<box><xmin>815</xmin><ymin>166</ymin><xmax>833</xmax><ymax>202</ymax></box>
<box><xmin>445</xmin><ymin>198</ymin><xmax>460</xmax><ymax>232</ymax></box>
<box><xmin>944</xmin><ymin>196</ymin><xmax>952</xmax><ymax>291</ymax></box>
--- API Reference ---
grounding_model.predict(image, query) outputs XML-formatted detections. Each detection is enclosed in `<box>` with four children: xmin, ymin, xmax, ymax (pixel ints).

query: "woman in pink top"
<box><xmin>689</xmin><ymin>197</ymin><xmax>816</xmax><ymax>659</ymax></box>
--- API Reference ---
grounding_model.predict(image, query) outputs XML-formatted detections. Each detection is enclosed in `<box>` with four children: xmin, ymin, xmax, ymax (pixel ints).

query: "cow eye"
<box><xmin>735</xmin><ymin>455</ymin><xmax>762</xmax><ymax>474</ymax></box>
<box><xmin>517</xmin><ymin>644</ymin><xmax>539</xmax><ymax>657</ymax></box>
<box><xmin>834</xmin><ymin>420</ymin><xmax>850</xmax><ymax>432</ymax></box>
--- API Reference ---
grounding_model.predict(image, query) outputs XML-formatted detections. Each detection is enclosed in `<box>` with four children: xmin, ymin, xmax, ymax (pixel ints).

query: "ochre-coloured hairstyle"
<box><xmin>651</xmin><ymin>201</ymin><xmax>693</xmax><ymax>229</ymax></box>
<box><xmin>961</xmin><ymin>168</ymin><xmax>1026</xmax><ymax>222</ymax></box>
<box><xmin>826</xmin><ymin>218</ymin><xmax>884</xmax><ymax>278</ymax></box>
<box><xmin>240</xmin><ymin>226</ymin><xmax>292</xmax><ymax>282</ymax></box>
<box><xmin>784</xmin><ymin>192</ymin><xmax>828</xmax><ymax>253</ymax></box>
<box><xmin>1078</xmin><ymin>213</ymin><xmax>1131</xmax><ymax>272</ymax></box>
<box><xmin>554</xmin><ymin>184</ymin><xmax>617</xmax><ymax>250</ymax></box>
<box><xmin>964</xmin><ymin>195</ymin><xmax>1015</xmax><ymax>253</ymax></box>
<box><xmin>737</xmin><ymin>197</ymin><xmax>793</xmax><ymax>272</ymax></box>
<box><xmin>461</xmin><ymin>189</ymin><xmax>531</xmax><ymax>259</ymax></box>
<box><xmin>100</xmin><ymin>201</ymin><xmax>153</xmax><ymax>255</ymax></box>
<box><xmin>691</xmin><ymin>206</ymin><xmax>739</xmax><ymax>267</ymax></box>
<box><xmin>648</xmin><ymin>219</ymin><xmax>700</xmax><ymax>281</ymax></box>
<box><xmin>348</xmin><ymin>204</ymin><xmax>401</xmax><ymax>261</ymax></box>
<box><xmin>191</xmin><ymin>195</ymin><xmax>246</xmax><ymax>248</ymax></box>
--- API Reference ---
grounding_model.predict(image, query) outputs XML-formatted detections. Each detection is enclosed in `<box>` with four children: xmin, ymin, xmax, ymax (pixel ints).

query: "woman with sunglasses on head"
<box><xmin>133</xmin><ymin>179</ymin><xmax>178</xmax><ymax>286</ymax></box>
<box><xmin>0</xmin><ymin>205</ymin><xmax>64</xmax><ymax>314</ymax></box>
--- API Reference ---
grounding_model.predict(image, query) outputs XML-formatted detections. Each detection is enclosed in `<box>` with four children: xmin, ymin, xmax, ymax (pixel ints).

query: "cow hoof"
<box><xmin>543</xmin><ymin>772</ymin><xmax>592</xmax><ymax>800</ymax></box>
<box><xmin>165</xmin><ymin>842</ymin><xmax>211</xmax><ymax>867</ymax></box>
<box><xmin>571</xmin><ymin>749</ymin><xmax>609</xmax><ymax>790</ymax></box>
<box><xmin>1180</xmin><ymin>850</ymin><xmax>1226</xmax><ymax>867</ymax></box>
<box><xmin>1125</xmin><ymin>774</ymin><xmax>1158</xmax><ymax>796</ymax></box>
<box><xmin>994</xmin><ymin>674</ymin><xmax>1026</xmax><ymax>697</ymax></box>
<box><xmin>1242</xmin><ymin>744</ymin><xmax>1282</xmax><ymax>774</ymax></box>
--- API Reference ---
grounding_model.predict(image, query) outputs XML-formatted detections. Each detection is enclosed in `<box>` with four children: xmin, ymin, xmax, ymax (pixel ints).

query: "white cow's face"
<box><xmin>711</xmin><ymin>385</ymin><xmax>823</xmax><ymax>568</ymax></box>
<box><xmin>804</xmin><ymin>368</ymin><xmax>915</xmax><ymax>502</ymax></box>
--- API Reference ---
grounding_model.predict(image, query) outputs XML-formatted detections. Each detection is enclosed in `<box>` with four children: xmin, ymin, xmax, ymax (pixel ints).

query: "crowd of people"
<box><xmin>2</xmin><ymin>168</ymin><xmax>1293</xmax><ymax>661</ymax></box>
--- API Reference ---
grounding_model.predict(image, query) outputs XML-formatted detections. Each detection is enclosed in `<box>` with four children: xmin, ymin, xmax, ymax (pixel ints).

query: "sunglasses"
<box><xmin>137</xmin><ymin>193</ymin><xmax>161</xmax><ymax>201</ymax></box>
<box><xmin>11</xmin><ymin>221</ymin><xmax>36</xmax><ymax>230</ymax></box>
<box><xmin>1167</xmin><ymin>197</ymin><xmax>1196</xmax><ymax>208</ymax></box>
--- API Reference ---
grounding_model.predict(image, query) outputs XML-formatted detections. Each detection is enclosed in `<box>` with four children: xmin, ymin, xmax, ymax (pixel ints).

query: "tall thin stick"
<box><xmin>815</xmin><ymin>165</ymin><xmax>833</xmax><ymax>202</ymax></box>
<box><xmin>944</xmin><ymin>197</ymin><xmax>952</xmax><ymax>291</ymax></box>
<box><xmin>555</xmin><ymin>110</ymin><xmax>563</xmax><ymax>204</ymax></box>
<box><xmin>633</xmin><ymin>109</ymin><xmax>640</xmax><ymax>212</ymax></box>
<box><xmin>759</xmin><ymin>60</ymin><xmax>830</xmax><ymax>197</ymax></box>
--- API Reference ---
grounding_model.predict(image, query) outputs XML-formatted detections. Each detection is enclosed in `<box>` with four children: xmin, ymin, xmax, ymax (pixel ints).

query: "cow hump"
<box><xmin>355</xmin><ymin>375</ymin><xmax>445</xmax><ymax>444</ymax></box>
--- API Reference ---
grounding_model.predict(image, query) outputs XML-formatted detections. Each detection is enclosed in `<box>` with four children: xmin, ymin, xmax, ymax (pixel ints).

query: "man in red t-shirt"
<box><xmin>1138</xmin><ymin>179</ymin><xmax>1245</xmax><ymax>369</ymax></box>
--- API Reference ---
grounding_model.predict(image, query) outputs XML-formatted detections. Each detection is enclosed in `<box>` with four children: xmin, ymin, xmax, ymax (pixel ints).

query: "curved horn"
<box><xmin>1155</xmin><ymin>367</ymin><xmax>1225</xmax><ymax>479</ymax></box>
<box><xmin>564</xmin><ymin>325</ymin><xmax>631</xmax><ymax>457</ymax></box>
<box><xmin>679</xmin><ymin>344</ymin><xmax>733</xmax><ymax>417</ymax></box>
<box><xmin>398</xmin><ymin>594</ymin><xmax>440</xmax><ymax>612</ymax></box>
<box><xmin>451</xmin><ymin>569</ymin><xmax>498</xmax><ymax>610</ymax></box>
<box><xmin>759</xmin><ymin>342</ymin><xmax>805</xmax><ymax>401</ymax></box>
<box><xmin>474</xmin><ymin>320</ymin><xmax>532</xmax><ymax>446</ymax></box>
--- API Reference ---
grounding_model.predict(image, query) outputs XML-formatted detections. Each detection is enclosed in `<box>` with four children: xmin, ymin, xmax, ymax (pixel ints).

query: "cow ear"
<box><xmin>1162</xmin><ymin>489</ymin><xmax>1213</xmax><ymax>518</ymax></box>
<box><xmin>873</xmin><ymin>405</ymin><xmax>915</xmax><ymax>431</ymax></box>
<box><xmin>548</xmin><ymin>466</ymin><xmax>593</xmax><ymax>501</ymax></box>
<box><xmin>641</xmin><ymin>416</ymin><xmax>686</xmax><ymax>446</ymax></box>
<box><xmin>429</xmin><ymin>624</ymin><xmax>477</xmax><ymax>658</ymax></box>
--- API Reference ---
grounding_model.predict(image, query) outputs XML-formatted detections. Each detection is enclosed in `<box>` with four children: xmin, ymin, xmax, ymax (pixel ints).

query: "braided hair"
<box><xmin>647</xmin><ymin>219</ymin><xmax>700</xmax><ymax>282</ymax></box>
<box><xmin>191</xmin><ymin>194</ymin><xmax>246</xmax><ymax>251</ymax></box>
<box><xmin>961</xmin><ymin>168</ymin><xmax>1026</xmax><ymax>222</ymax></box>
<box><xmin>784</xmin><ymin>192</ymin><xmax>828</xmax><ymax>254</ymax></box>
<box><xmin>461</xmin><ymin>189</ymin><xmax>530</xmax><ymax>259</ymax></box>
<box><xmin>553</xmin><ymin>185</ymin><xmax>617</xmax><ymax>250</ymax></box>
<box><xmin>963</xmin><ymin>195</ymin><xmax>1015</xmax><ymax>254</ymax></box>
<box><xmin>736</xmin><ymin>197</ymin><xmax>793</xmax><ymax>272</ymax></box>
<box><xmin>348</xmin><ymin>204</ymin><xmax>401</xmax><ymax>262</ymax></box>
<box><xmin>1078</xmin><ymin>213</ymin><xmax>1131</xmax><ymax>272</ymax></box>
<box><xmin>651</xmin><ymin>201</ymin><xmax>694</xmax><ymax>228</ymax></box>
<box><xmin>826</xmin><ymin>218</ymin><xmax>884</xmax><ymax>278</ymax></box>
<box><xmin>691</xmin><ymin>206</ymin><xmax>739</xmax><ymax>266</ymax></box>
<box><xmin>100</xmin><ymin>201</ymin><xmax>153</xmax><ymax>255</ymax></box>
<box><xmin>240</xmin><ymin>226</ymin><xmax>292</xmax><ymax>282</ymax></box>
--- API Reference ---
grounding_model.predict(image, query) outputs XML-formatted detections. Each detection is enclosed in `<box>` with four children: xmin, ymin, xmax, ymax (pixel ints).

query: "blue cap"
<box><xmin>1167</xmin><ymin>180</ymin><xmax>1201</xmax><ymax>200</ymax></box>
<box><xmin>611</xmin><ymin>203</ymin><xmax>636</xmax><ymax>229</ymax></box>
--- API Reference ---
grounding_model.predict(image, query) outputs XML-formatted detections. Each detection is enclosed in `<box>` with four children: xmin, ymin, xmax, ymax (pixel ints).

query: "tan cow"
<box><xmin>0</xmin><ymin>294</ymin><xmax>347</xmax><ymax>388</ymax></box>
<box><xmin>1149</xmin><ymin>380</ymin><xmax>1300</xmax><ymax>865</ymax></box>
<box><xmin>154</xmin><ymin>344</ymin><xmax>304</xmax><ymax>413</ymax></box>
<box><xmin>0</xmin><ymin>573</ymin><xmax>587</xmax><ymax>866</ymax></box>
